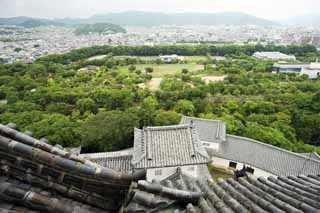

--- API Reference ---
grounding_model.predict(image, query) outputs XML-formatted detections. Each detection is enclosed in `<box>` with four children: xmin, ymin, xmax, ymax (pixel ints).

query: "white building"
<box><xmin>253</xmin><ymin>51</ymin><xmax>296</xmax><ymax>60</ymax></box>
<box><xmin>159</xmin><ymin>54</ymin><xmax>179</xmax><ymax>63</ymax></box>
<box><xmin>301</xmin><ymin>63</ymin><xmax>320</xmax><ymax>79</ymax></box>
<box><xmin>82</xmin><ymin>116</ymin><xmax>320</xmax><ymax>180</ymax></box>
<box><xmin>180</xmin><ymin>116</ymin><xmax>226</xmax><ymax>150</ymax></box>
<box><xmin>273</xmin><ymin>62</ymin><xmax>310</xmax><ymax>73</ymax></box>
<box><xmin>132</xmin><ymin>125</ymin><xmax>211</xmax><ymax>181</ymax></box>
<box><xmin>273</xmin><ymin>62</ymin><xmax>320</xmax><ymax>79</ymax></box>
<box><xmin>180</xmin><ymin>116</ymin><xmax>320</xmax><ymax>178</ymax></box>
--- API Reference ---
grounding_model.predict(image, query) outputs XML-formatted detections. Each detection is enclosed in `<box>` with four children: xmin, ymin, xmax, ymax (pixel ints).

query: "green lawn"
<box><xmin>114</xmin><ymin>55</ymin><xmax>209</xmax><ymax>63</ymax></box>
<box><xmin>183</xmin><ymin>56</ymin><xmax>209</xmax><ymax>62</ymax></box>
<box><xmin>114</xmin><ymin>56</ymin><xmax>158</xmax><ymax>61</ymax></box>
<box><xmin>120</xmin><ymin>64</ymin><xmax>204</xmax><ymax>77</ymax></box>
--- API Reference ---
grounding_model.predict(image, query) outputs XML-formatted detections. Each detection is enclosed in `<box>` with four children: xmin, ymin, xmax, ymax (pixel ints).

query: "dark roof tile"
<box><xmin>132</xmin><ymin>125</ymin><xmax>210</xmax><ymax>169</ymax></box>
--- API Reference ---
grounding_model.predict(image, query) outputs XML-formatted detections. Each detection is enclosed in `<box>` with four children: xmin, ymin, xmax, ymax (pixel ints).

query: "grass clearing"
<box><xmin>138</xmin><ymin>78</ymin><xmax>162</xmax><ymax>90</ymax></box>
<box><xmin>183</xmin><ymin>56</ymin><xmax>209</xmax><ymax>62</ymax></box>
<box><xmin>87</xmin><ymin>55</ymin><xmax>107</xmax><ymax>61</ymax></box>
<box><xmin>201</xmin><ymin>75</ymin><xmax>226</xmax><ymax>83</ymax></box>
<box><xmin>114</xmin><ymin>56</ymin><xmax>158</xmax><ymax>61</ymax></box>
<box><xmin>114</xmin><ymin>55</ymin><xmax>209</xmax><ymax>63</ymax></box>
<box><xmin>121</xmin><ymin>64</ymin><xmax>204</xmax><ymax>77</ymax></box>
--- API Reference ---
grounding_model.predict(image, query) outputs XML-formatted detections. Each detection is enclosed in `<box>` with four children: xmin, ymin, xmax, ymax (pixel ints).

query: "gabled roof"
<box><xmin>132</xmin><ymin>125</ymin><xmax>210</xmax><ymax>169</ymax></box>
<box><xmin>180</xmin><ymin>116</ymin><xmax>226</xmax><ymax>142</ymax></box>
<box><xmin>211</xmin><ymin>134</ymin><xmax>320</xmax><ymax>177</ymax></box>
<box><xmin>81</xmin><ymin>148</ymin><xmax>133</xmax><ymax>172</ymax></box>
<box><xmin>0</xmin><ymin>123</ymin><xmax>146</xmax><ymax>212</ymax></box>
<box><xmin>124</xmin><ymin>169</ymin><xmax>320</xmax><ymax>212</ymax></box>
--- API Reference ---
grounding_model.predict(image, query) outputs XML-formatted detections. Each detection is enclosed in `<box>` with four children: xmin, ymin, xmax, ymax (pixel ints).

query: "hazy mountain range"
<box><xmin>0</xmin><ymin>11</ymin><xmax>318</xmax><ymax>28</ymax></box>
<box><xmin>0</xmin><ymin>11</ymin><xmax>277</xmax><ymax>27</ymax></box>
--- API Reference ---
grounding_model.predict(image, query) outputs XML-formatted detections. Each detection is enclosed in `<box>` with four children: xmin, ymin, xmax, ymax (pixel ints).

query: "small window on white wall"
<box><xmin>155</xmin><ymin>169</ymin><xmax>162</xmax><ymax>176</ymax></box>
<box><xmin>229</xmin><ymin>161</ymin><xmax>237</xmax><ymax>169</ymax></box>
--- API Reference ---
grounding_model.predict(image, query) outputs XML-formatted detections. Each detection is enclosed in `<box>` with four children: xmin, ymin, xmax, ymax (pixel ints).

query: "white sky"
<box><xmin>0</xmin><ymin>0</ymin><xmax>318</xmax><ymax>20</ymax></box>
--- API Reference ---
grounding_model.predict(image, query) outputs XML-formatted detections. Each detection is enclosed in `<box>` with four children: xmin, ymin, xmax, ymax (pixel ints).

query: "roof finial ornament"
<box><xmin>177</xmin><ymin>167</ymin><xmax>182</xmax><ymax>174</ymax></box>
<box><xmin>190</xmin><ymin>119</ymin><xmax>194</xmax><ymax>128</ymax></box>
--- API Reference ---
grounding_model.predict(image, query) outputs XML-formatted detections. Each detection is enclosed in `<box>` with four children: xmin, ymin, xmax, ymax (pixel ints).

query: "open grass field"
<box><xmin>87</xmin><ymin>55</ymin><xmax>108</xmax><ymax>61</ymax></box>
<box><xmin>114</xmin><ymin>55</ymin><xmax>209</xmax><ymax>62</ymax></box>
<box><xmin>113</xmin><ymin>56</ymin><xmax>158</xmax><ymax>60</ymax></box>
<box><xmin>183</xmin><ymin>56</ymin><xmax>209</xmax><ymax>62</ymax></box>
<box><xmin>120</xmin><ymin>63</ymin><xmax>205</xmax><ymax>77</ymax></box>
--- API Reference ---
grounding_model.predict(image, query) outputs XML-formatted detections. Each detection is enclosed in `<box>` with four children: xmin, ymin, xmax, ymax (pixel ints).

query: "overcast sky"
<box><xmin>0</xmin><ymin>0</ymin><xmax>318</xmax><ymax>20</ymax></box>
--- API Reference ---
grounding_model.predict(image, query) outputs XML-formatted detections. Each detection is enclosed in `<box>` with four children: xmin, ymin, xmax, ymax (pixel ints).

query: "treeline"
<box><xmin>36</xmin><ymin>44</ymin><xmax>318</xmax><ymax>65</ymax></box>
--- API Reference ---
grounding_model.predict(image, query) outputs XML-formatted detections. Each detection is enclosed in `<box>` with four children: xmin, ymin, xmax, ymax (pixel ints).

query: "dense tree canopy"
<box><xmin>0</xmin><ymin>44</ymin><xmax>319</xmax><ymax>153</ymax></box>
<box><xmin>81</xmin><ymin>110</ymin><xmax>139</xmax><ymax>152</ymax></box>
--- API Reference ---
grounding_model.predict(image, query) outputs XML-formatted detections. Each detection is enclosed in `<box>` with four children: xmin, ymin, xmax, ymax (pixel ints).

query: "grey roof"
<box><xmin>132</xmin><ymin>125</ymin><xmax>210</xmax><ymax>169</ymax></box>
<box><xmin>211</xmin><ymin>134</ymin><xmax>320</xmax><ymax>177</ymax></box>
<box><xmin>0</xmin><ymin>175</ymin><xmax>104</xmax><ymax>213</ymax></box>
<box><xmin>0</xmin><ymin>123</ymin><xmax>146</xmax><ymax>213</ymax></box>
<box><xmin>299</xmin><ymin>152</ymin><xmax>320</xmax><ymax>161</ymax></box>
<box><xmin>81</xmin><ymin>148</ymin><xmax>133</xmax><ymax>172</ymax></box>
<box><xmin>180</xmin><ymin>116</ymin><xmax>226</xmax><ymax>142</ymax></box>
<box><xmin>124</xmin><ymin>169</ymin><xmax>320</xmax><ymax>212</ymax></box>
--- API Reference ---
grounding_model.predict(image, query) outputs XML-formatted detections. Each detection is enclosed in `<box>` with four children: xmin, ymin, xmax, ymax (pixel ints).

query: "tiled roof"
<box><xmin>81</xmin><ymin>148</ymin><xmax>133</xmax><ymax>172</ymax></box>
<box><xmin>299</xmin><ymin>152</ymin><xmax>320</xmax><ymax>161</ymax></box>
<box><xmin>211</xmin><ymin>134</ymin><xmax>320</xmax><ymax>177</ymax></box>
<box><xmin>132</xmin><ymin>125</ymin><xmax>210</xmax><ymax>169</ymax></box>
<box><xmin>180</xmin><ymin>116</ymin><xmax>226</xmax><ymax>142</ymax></box>
<box><xmin>0</xmin><ymin>123</ymin><xmax>146</xmax><ymax>212</ymax></box>
<box><xmin>0</xmin><ymin>175</ymin><xmax>104</xmax><ymax>213</ymax></box>
<box><xmin>124</xmin><ymin>169</ymin><xmax>320</xmax><ymax>212</ymax></box>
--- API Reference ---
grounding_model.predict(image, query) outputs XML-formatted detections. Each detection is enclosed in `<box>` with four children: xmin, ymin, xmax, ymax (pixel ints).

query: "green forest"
<box><xmin>0</xmin><ymin>44</ymin><xmax>319</xmax><ymax>154</ymax></box>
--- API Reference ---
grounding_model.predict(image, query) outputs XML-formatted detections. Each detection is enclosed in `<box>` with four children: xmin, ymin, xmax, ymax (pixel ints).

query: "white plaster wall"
<box><xmin>146</xmin><ymin>165</ymin><xmax>199</xmax><ymax>181</ymax></box>
<box><xmin>212</xmin><ymin>157</ymin><xmax>230</xmax><ymax>167</ymax></box>
<box><xmin>212</xmin><ymin>156</ymin><xmax>276</xmax><ymax>178</ymax></box>
<box><xmin>301</xmin><ymin>68</ymin><xmax>320</xmax><ymax>79</ymax></box>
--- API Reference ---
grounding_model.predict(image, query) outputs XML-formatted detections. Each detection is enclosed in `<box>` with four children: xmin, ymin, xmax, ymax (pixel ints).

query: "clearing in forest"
<box><xmin>127</xmin><ymin>64</ymin><xmax>204</xmax><ymax>77</ymax></box>
<box><xmin>201</xmin><ymin>75</ymin><xmax>226</xmax><ymax>83</ymax></box>
<box><xmin>138</xmin><ymin>78</ymin><xmax>162</xmax><ymax>90</ymax></box>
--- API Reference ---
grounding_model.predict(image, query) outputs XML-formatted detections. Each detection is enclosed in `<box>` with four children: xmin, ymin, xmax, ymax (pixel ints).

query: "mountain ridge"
<box><xmin>0</xmin><ymin>11</ymin><xmax>277</xmax><ymax>27</ymax></box>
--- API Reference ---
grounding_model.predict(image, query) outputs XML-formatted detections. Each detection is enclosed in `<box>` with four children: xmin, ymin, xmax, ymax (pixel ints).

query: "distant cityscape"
<box><xmin>0</xmin><ymin>25</ymin><xmax>320</xmax><ymax>64</ymax></box>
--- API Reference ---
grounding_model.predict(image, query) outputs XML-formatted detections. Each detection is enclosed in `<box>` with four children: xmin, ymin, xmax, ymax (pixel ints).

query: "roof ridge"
<box><xmin>190</xmin><ymin>126</ymin><xmax>210</xmax><ymax>160</ymax></box>
<box><xmin>81</xmin><ymin>148</ymin><xmax>134</xmax><ymax>159</ymax></box>
<box><xmin>181</xmin><ymin>116</ymin><xmax>224</xmax><ymax>124</ymax></box>
<box><xmin>144</xmin><ymin>124</ymin><xmax>190</xmax><ymax>131</ymax></box>
<box><xmin>227</xmin><ymin>134</ymin><xmax>320</xmax><ymax>164</ymax></box>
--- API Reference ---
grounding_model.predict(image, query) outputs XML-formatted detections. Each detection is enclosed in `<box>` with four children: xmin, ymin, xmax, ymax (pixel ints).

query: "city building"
<box><xmin>273</xmin><ymin>62</ymin><xmax>310</xmax><ymax>73</ymax></box>
<box><xmin>253</xmin><ymin>51</ymin><xmax>296</xmax><ymax>60</ymax></box>
<box><xmin>301</xmin><ymin>33</ymin><xmax>320</xmax><ymax>48</ymax></box>
<box><xmin>273</xmin><ymin>62</ymin><xmax>320</xmax><ymax>79</ymax></box>
<box><xmin>159</xmin><ymin>54</ymin><xmax>179</xmax><ymax>63</ymax></box>
<box><xmin>301</xmin><ymin>62</ymin><xmax>320</xmax><ymax>79</ymax></box>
